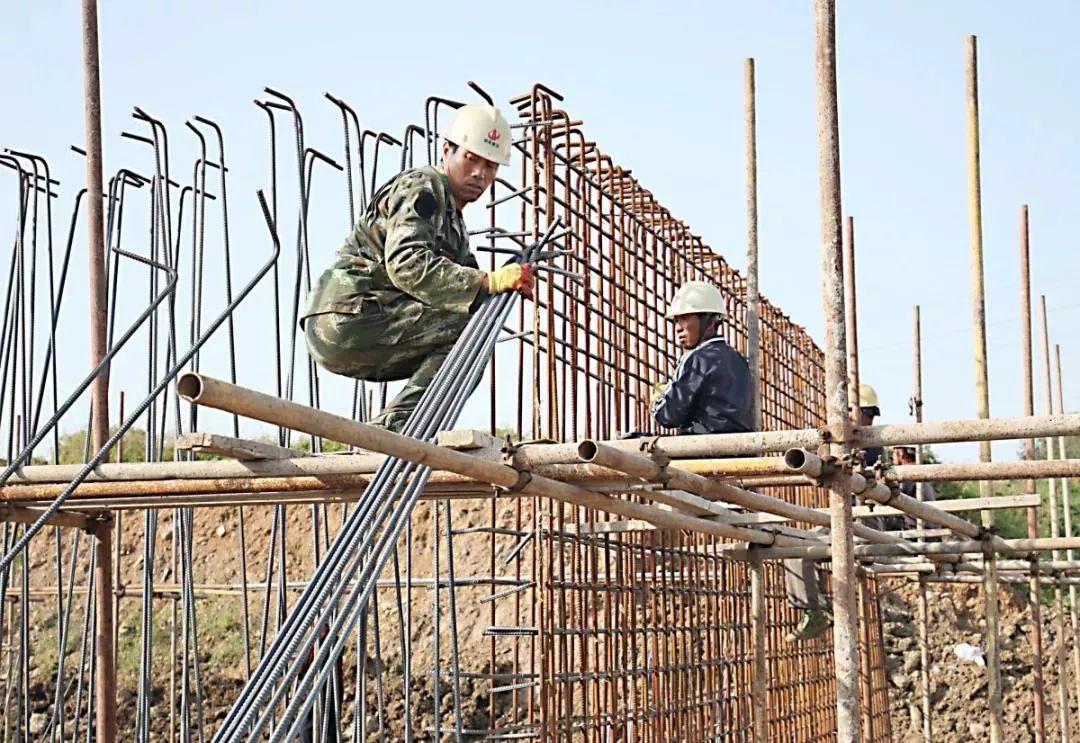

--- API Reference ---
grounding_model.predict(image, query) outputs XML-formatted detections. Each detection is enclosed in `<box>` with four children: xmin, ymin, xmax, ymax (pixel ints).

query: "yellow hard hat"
<box><xmin>666</xmin><ymin>281</ymin><xmax>726</xmax><ymax>319</ymax></box>
<box><xmin>444</xmin><ymin>104</ymin><xmax>512</xmax><ymax>166</ymax></box>
<box><xmin>859</xmin><ymin>383</ymin><xmax>879</xmax><ymax>409</ymax></box>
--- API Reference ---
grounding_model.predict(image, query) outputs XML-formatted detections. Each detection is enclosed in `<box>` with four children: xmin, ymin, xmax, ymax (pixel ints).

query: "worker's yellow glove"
<box><xmin>650</xmin><ymin>381</ymin><xmax>667</xmax><ymax>406</ymax></box>
<box><xmin>486</xmin><ymin>263</ymin><xmax>535</xmax><ymax>300</ymax></box>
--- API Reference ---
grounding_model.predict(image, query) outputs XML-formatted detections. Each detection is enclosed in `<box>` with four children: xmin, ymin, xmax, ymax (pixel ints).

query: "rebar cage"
<box><xmin>0</xmin><ymin>81</ymin><xmax>893</xmax><ymax>741</ymax></box>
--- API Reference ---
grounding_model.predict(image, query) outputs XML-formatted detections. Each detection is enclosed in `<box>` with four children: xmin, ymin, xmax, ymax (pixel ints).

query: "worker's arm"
<box><xmin>652</xmin><ymin>351</ymin><xmax>717</xmax><ymax>430</ymax></box>
<box><xmin>383</xmin><ymin>173</ymin><xmax>486</xmax><ymax>314</ymax></box>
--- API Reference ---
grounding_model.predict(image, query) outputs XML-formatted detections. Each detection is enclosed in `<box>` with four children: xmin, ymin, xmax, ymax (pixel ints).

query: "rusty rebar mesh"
<box><xmin>0</xmin><ymin>81</ymin><xmax>894</xmax><ymax>741</ymax></box>
<box><xmin>498</xmin><ymin>88</ymin><xmax>891</xmax><ymax>741</ymax></box>
<box><xmin>858</xmin><ymin>572</ymin><xmax>895</xmax><ymax>743</ymax></box>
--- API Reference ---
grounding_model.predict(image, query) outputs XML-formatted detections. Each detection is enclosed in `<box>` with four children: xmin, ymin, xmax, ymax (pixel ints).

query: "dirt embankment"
<box><xmin>882</xmin><ymin>579</ymin><xmax>1080</xmax><ymax>742</ymax></box>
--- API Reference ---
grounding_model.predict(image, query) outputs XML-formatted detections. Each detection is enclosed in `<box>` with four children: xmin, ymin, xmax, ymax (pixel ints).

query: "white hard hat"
<box><xmin>445</xmin><ymin>104</ymin><xmax>512</xmax><ymax>166</ymax></box>
<box><xmin>859</xmin><ymin>383</ymin><xmax>879</xmax><ymax>409</ymax></box>
<box><xmin>666</xmin><ymin>281</ymin><xmax>726</xmax><ymax>319</ymax></box>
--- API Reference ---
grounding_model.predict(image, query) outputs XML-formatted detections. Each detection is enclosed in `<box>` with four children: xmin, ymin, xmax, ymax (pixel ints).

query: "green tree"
<box><xmin>52</xmin><ymin>427</ymin><xmax>174</xmax><ymax>464</ymax></box>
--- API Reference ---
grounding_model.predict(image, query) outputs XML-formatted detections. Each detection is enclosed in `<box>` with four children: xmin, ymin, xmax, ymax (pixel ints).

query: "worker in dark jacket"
<box><xmin>651</xmin><ymin>281</ymin><xmax>753</xmax><ymax>435</ymax></box>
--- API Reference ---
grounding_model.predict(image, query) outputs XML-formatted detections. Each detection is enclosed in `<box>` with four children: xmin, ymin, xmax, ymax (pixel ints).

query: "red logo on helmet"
<box><xmin>487</xmin><ymin>128</ymin><xmax>501</xmax><ymax>141</ymax></box>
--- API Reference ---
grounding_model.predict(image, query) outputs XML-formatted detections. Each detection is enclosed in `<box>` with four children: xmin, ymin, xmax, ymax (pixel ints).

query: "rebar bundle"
<box><xmin>214</xmin><ymin>223</ymin><xmax>562</xmax><ymax>740</ymax></box>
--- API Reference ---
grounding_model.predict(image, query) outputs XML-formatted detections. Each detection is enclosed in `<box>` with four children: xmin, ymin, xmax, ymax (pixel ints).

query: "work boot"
<box><xmin>785</xmin><ymin>608</ymin><xmax>830</xmax><ymax>642</ymax></box>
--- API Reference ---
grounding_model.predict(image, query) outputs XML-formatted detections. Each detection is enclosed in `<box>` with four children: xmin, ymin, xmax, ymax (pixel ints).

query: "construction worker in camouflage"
<box><xmin>302</xmin><ymin>104</ymin><xmax>535</xmax><ymax>432</ymax></box>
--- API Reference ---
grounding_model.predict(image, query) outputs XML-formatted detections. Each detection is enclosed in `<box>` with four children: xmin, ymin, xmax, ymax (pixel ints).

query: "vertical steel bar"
<box><xmin>745</xmin><ymin>55</ymin><xmax>768</xmax><ymax>742</ymax></box>
<box><xmin>813</xmin><ymin>2</ymin><xmax>860</xmax><ymax>740</ymax></box>
<box><xmin>1039</xmin><ymin>294</ymin><xmax>1071</xmax><ymax>740</ymax></box>
<box><xmin>1054</xmin><ymin>343</ymin><xmax>1080</xmax><ymax>717</ymax></box>
<box><xmin>843</xmin><ymin>217</ymin><xmax>859</xmax><ymax>418</ymax></box>
<box><xmin>966</xmin><ymin>36</ymin><xmax>1003</xmax><ymax>741</ymax></box>
<box><xmin>80</xmin><ymin>1</ymin><xmax>115</xmax><ymax>739</ymax></box>
<box><xmin>1020</xmin><ymin>205</ymin><xmax>1048</xmax><ymax>743</ymax></box>
<box><xmin>745</xmin><ymin>57</ymin><xmax>762</xmax><ymax>432</ymax></box>
<box><xmin>912</xmin><ymin>305</ymin><xmax>933</xmax><ymax>743</ymax></box>
<box><xmin>749</xmin><ymin>551</ymin><xmax>768</xmax><ymax>742</ymax></box>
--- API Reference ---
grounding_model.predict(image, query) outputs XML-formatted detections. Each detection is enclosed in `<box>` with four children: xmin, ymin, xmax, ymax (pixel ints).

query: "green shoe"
<box><xmin>786</xmin><ymin>609</ymin><xmax>831</xmax><ymax>642</ymax></box>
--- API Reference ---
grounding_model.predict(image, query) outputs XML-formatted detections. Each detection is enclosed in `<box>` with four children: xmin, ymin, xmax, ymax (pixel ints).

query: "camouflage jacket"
<box><xmin>652</xmin><ymin>336</ymin><xmax>754</xmax><ymax>435</ymax></box>
<box><xmin>303</xmin><ymin>166</ymin><xmax>485</xmax><ymax>319</ymax></box>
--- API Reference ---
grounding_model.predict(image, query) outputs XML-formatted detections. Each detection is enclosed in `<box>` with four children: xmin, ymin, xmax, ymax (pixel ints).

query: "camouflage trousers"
<box><xmin>304</xmin><ymin>296</ymin><xmax>471</xmax><ymax>433</ymax></box>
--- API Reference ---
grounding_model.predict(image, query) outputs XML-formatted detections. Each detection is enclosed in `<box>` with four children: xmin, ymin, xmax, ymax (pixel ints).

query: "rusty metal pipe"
<box><xmin>745</xmin><ymin>57</ymin><xmax>762</xmax><ymax>434</ymax></box>
<box><xmin>577</xmin><ymin>440</ymin><xmax>901</xmax><ymax>546</ymax></box>
<box><xmin>512</xmin><ymin>411</ymin><xmax>1080</xmax><ymax>463</ymax></box>
<box><xmin>755</xmin><ymin>536</ymin><xmax>1080</xmax><ymax>561</ymax></box>
<box><xmin>814</xmin><ymin>0</ymin><xmax>861</xmax><ymax>734</ymax></box>
<box><xmin>177</xmin><ymin>374</ymin><xmax>789</xmax><ymax>546</ymax></box>
<box><xmin>80</xmin><ymin>0</ymin><xmax>116</xmax><ymax>738</ymax></box>
<box><xmin>783</xmin><ymin>448</ymin><xmax>824</xmax><ymax>478</ymax></box>
<box><xmin>890</xmin><ymin>459</ymin><xmax>1080</xmax><ymax>482</ymax></box>
<box><xmin>1018</xmin><ymin>210</ymin><xmax>1044</xmax><ymax>735</ymax></box>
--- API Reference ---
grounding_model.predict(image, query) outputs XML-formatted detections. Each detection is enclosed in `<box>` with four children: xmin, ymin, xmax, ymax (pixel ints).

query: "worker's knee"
<box><xmin>305</xmin><ymin>313</ymin><xmax>383</xmax><ymax>377</ymax></box>
<box><xmin>305</xmin><ymin>313</ymin><xmax>448</xmax><ymax>381</ymax></box>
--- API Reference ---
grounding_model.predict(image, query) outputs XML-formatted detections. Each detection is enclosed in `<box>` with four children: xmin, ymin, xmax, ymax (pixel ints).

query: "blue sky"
<box><xmin>1</xmin><ymin>1</ymin><xmax>1078</xmax><ymax>463</ymax></box>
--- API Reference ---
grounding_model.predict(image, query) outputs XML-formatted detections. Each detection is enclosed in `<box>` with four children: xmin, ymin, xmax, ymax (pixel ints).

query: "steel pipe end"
<box><xmin>784</xmin><ymin>448</ymin><xmax>808</xmax><ymax>470</ymax></box>
<box><xmin>783</xmin><ymin>448</ymin><xmax>822</xmax><ymax>478</ymax></box>
<box><xmin>577</xmin><ymin>440</ymin><xmax>599</xmax><ymax>463</ymax></box>
<box><xmin>176</xmin><ymin>373</ymin><xmax>204</xmax><ymax>402</ymax></box>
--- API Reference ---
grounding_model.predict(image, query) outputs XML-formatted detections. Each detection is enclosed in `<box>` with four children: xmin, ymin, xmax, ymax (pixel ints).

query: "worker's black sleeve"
<box><xmin>653</xmin><ymin>352</ymin><xmax>721</xmax><ymax>430</ymax></box>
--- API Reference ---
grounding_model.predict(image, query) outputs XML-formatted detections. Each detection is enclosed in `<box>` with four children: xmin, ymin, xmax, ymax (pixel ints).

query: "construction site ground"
<box><xmin>17</xmin><ymin>493</ymin><xmax>1080</xmax><ymax>741</ymax></box>
<box><xmin>881</xmin><ymin>578</ymin><xmax>1080</xmax><ymax>742</ymax></box>
<box><xmin>24</xmin><ymin>498</ymin><xmax>529</xmax><ymax>739</ymax></box>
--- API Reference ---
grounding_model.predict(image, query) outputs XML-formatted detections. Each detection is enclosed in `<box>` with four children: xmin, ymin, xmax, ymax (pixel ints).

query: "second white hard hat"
<box><xmin>445</xmin><ymin>104</ymin><xmax>512</xmax><ymax>166</ymax></box>
<box><xmin>859</xmin><ymin>383</ymin><xmax>879</xmax><ymax>409</ymax></box>
<box><xmin>666</xmin><ymin>281</ymin><xmax>726</xmax><ymax>319</ymax></box>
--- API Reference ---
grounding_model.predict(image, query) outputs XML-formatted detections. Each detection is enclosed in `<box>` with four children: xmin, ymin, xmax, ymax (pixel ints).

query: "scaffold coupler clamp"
<box><xmin>88</xmin><ymin>511</ymin><xmax>113</xmax><ymax>537</ymax></box>
<box><xmin>640</xmin><ymin>436</ymin><xmax>671</xmax><ymax>487</ymax></box>
<box><xmin>499</xmin><ymin>440</ymin><xmax>533</xmax><ymax>493</ymax></box>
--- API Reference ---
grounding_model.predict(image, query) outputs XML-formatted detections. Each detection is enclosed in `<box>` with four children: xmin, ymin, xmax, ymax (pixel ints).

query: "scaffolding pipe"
<box><xmin>512</xmin><ymin>411</ymin><xmax>1080</xmax><ymax>462</ymax></box>
<box><xmin>1</xmin><ymin>451</ymin><xmax>800</xmax><ymax>485</ymax></box>
<box><xmin>1040</xmin><ymin>294</ymin><xmax>1073</xmax><ymax>740</ymax></box>
<box><xmin>1020</xmin><ymin>204</ymin><xmax>1047</xmax><ymax>742</ymax></box>
<box><xmin>843</xmin><ymin>216</ymin><xmax>859</xmax><ymax>421</ymax></box>
<box><xmin>176</xmin><ymin>374</ymin><xmax>801</xmax><ymax>548</ymax></box>
<box><xmin>814</xmin><ymin>1</ymin><xmax>861</xmax><ymax>738</ymax></box>
<box><xmin>923</xmin><ymin>574</ymin><xmax>1080</xmax><ymax>587</ymax></box>
<box><xmin>753</xmin><ymin>536</ymin><xmax>1080</xmax><ymax>561</ymax></box>
<box><xmin>911</xmin><ymin>304</ymin><xmax>934</xmax><ymax>743</ymax></box>
<box><xmin>872</xmin><ymin>559</ymin><xmax>1080</xmax><ymax>574</ymax></box>
<box><xmin>745</xmin><ymin>56</ymin><xmax>762</xmax><ymax>435</ymax></box>
<box><xmin>11</xmin><ymin>453</ymin><xmax>1080</xmax><ymax>493</ymax></box>
<box><xmin>80</xmin><ymin>1</ymin><xmax>116</xmax><ymax>739</ymax></box>
<box><xmin>749</xmin><ymin>551</ymin><xmax>768</xmax><ymax>743</ymax></box>
<box><xmin>889</xmin><ymin>458</ymin><xmax>1080</xmax><ymax>482</ymax></box>
<box><xmin>577</xmin><ymin>441</ymin><xmax>903</xmax><ymax>546</ymax></box>
<box><xmin>1054</xmin><ymin>344</ymin><xmax>1080</xmax><ymax>719</ymax></box>
<box><xmin>965</xmin><ymin>35</ymin><xmax>1004</xmax><ymax>740</ymax></box>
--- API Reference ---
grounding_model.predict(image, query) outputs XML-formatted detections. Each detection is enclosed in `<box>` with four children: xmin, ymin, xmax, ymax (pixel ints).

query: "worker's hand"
<box><xmin>485</xmin><ymin>263</ymin><xmax>535</xmax><ymax>300</ymax></box>
<box><xmin>649</xmin><ymin>381</ymin><xmax>667</xmax><ymax>406</ymax></box>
